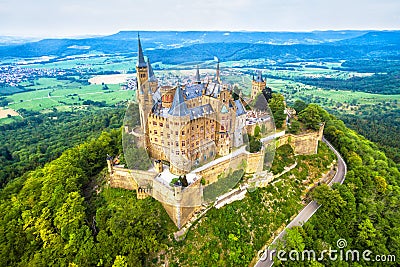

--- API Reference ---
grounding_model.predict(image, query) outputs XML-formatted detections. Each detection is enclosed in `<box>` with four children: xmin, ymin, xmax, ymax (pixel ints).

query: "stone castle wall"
<box><xmin>277</xmin><ymin>125</ymin><xmax>324</xmax><ymax>155</ymax></box>
<box><xmin>195</xmin><ymin>150</ymin><xmax>264</xmax><ymax>184</ymax></box>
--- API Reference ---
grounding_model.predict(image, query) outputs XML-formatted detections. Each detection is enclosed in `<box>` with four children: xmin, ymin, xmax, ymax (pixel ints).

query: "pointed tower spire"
<box><xmin>168</xmin><ymin>86</ymin><xmax>190</xmax><ymax>116</ymax></box>
<box><xmin>137</xmin><ymin>33</ymin><xmax>147</xmax><ymax>68</ymax></box>
<box><xmin>195</xmin><ymin>65</ymin><xmax>201</xmax><ymax>84</ymax></box>
<box><xmin>216</xmin><ymin>59</ymin><xmax>221</xmax><ymax>83</ymax></box>
<box><xmin>147</xmin><ymin>58</ymin><xmax>156</xmax><ymax>80</ymax></box>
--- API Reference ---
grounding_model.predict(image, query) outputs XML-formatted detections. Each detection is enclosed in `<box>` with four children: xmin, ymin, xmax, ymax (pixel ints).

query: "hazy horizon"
<box><xmin>0</xmin><ymin>0</ymin><xmax>399</xmax><ymax>38</ymax></box>
<box><xmin>1</xmin><ymin>28</ymin><xmax>399</xmax><ymax>39</ymax></box>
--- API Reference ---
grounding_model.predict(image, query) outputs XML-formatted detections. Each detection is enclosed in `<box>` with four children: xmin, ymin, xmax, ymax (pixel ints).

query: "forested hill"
<box><xmin>0</xmin><ymin>104</ymin><xmax>398</xmax><ymax>266</ymax></box>
<box><xmin>275</xmin><ymin>107</ymin><xmax>400</xmax><ymax>266</ymax></box>
<box><xmin>0</xmin><ymin>108</ymin><xmax>125</xmax><ymax>188</ymax></box>
<box><xmin>0</xmin><ymin>30</ymin><xmax>399</xmax><ymax>61</ymax></box>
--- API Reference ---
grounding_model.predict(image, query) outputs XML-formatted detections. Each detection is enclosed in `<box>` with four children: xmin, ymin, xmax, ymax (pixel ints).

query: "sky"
<box><xmin>0</xmin><ymin>0</ymin><xmax>399</xmax><ymax>37</ymax></box>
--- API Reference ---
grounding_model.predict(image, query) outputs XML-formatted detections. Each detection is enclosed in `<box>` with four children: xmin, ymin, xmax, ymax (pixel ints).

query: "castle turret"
<box><xmin>215</xmin><ymin>60</ymin><xmax>221</xmax><ymax>84</ymax></box>
<box><xmin>136</xmin><ymin>34</ymin><xmax>153</xmax><ymax>149</ymax></box>
<box><xmin>168</xmin><ymin>86</ymin><xmax>191</xmax><ymax>175</ymax></box>
<box><xmin>194</xmin><ymin>65</ymin><xmax>201</xmax><ymax>84</ymax></box>
<box><xmin>251</xmin><ymin>70</ymin><xmax>266</xmax><ymax>100</ymax></box>
<box><xmin>147</xmin><ymin>58</ymin><xmax>158</xmax><ymax>94</ymax></box>
<box><xmin>136</xmin><ymin>34</ymin><xmax>148</xmax><ymax>91</ymax></box>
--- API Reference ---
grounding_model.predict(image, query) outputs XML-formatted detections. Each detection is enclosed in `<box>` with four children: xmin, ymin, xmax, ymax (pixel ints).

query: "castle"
<box><xmin>135</xmin><ymin>35</ymin><xmax>267</xmax><ymax>175</ymax></box>
<box><xmin>107</xmin><ymin>36</ymin><xmax>323</xmax><ymax>229</ymax></box>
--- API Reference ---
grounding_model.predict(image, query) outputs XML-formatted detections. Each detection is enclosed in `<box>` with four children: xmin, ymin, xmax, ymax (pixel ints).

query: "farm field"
<box><xmin>1</xmin><ymin>75</ymin><xmax>136</xmax><ymax>125</ymax></box>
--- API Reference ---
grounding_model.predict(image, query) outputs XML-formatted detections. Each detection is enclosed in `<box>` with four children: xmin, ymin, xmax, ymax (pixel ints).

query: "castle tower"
<box><xmin>136</xmin><ymin>34</ymin><xmax>148</xmax><ymax>94</ymax></box>
<box><xmin>147</xmin><ymin>58</ymin><xmax>158</xmax><ymax>93</ymax></box>
<box><xmin>215</xmin><ymin>60</ymin><xmax>221</xmax><ymax>84</ymax></box>
<box><xmin>168</xmin><ymin>85</ymin><xmax>191</xmax><ymax>175</ymax></box>
<box><xmin>136</xmin><ymin>34</ymin><xmax>157</xmax><ymax>142</ymax></box>
<box><xmin>251</xmin><ymin>70</ymin><xmax>266</xmax><ymax>100</ymax></box>
<box><xmin>194</xmin><ymin>65</ymin><xmax>201</xmax><ymax>84</ymax></box>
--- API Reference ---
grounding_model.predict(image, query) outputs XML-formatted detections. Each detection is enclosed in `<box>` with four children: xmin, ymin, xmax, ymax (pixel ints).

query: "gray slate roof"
<box><xmin>189</xmin><ymin>104</ymin><xmax>214</xmax><ymax>120</ymax></box>
<box><xmin>235</xmin><ymin>99</ymin><xmax>246</xmax><ymax>116</ymax></box>
<box><xmin>183</xmin><ymin>84</ymin><xmax>204</xmax><ymax>100</ymax></box>
<box><xmin>137</xmin><ymin>35</ymin><xmax>147</xmax><ymax>68</ymax></box>
<box><xmin>147</xmin><ymin>59</ymin><xmax>157</xmax><ymax>82</ymax></box>
<box><xmin>168</xmin><ymin>86</ymin><xmax>190</xmax><ymax>117</ymax></box>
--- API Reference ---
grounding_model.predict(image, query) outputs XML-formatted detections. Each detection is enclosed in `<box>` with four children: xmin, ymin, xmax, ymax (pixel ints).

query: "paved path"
<box><xmin>255</xmin><ymin>136</ymin><xmax>347</xmax><ymax>267</ymax></box>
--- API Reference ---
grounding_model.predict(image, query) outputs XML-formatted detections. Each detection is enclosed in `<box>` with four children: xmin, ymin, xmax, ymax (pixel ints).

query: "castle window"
<box><xmin>200</xmin><ymin>126</ymin><xmax>204</xmax><ymax>131</ymax></box>
<box><xmin>196</xmin><ymin>141</ymin><xmax>199</xmax><ymax>146</ymax></box>
<box><xmin>191</xmin><ymin>127</ymin><xmax>194</xmax><ymax>130</ymax></box>
<box><xmin>211</xmin><ymin>134</ymin><xmax>214</xmax><ymax>139</ymax></box>
<box><xmin>160</xmin><ymin>122</ymin><xmax>163</xmax><ymax>127</ymax></box>
<box><xmin>153</xmin><ymin>121</ymin><xmax>157</xmax><ymax>126</ymax></box>
<box><xmin>166</xmin><ymin>124</ymin><xmax>169</xmax><ymax>128</ymax></box>
<box><xmin>182</xmin><ymin>150</ymin><xmax>185</xmax><ymax>155</ymax></box>
<box><xmin>161</xmin><ymin>132</ymin><xmax>163</xmax><ymax>136</ymax></box>
<box><xmin>167</xmin><ymin>134</ymin><xmax>170</xmax><ymax>138</ymax></box>
<box><xmin>182</xmin><ymin>141</ymin><xmax>185</xmax><ymax>147</ymax></box>
<box><xmin>175</xmin><ymin>131</ymin><xmax>178</xmax><ymax>135</ymax></box>
<box><xmin>168</xmin><ymin>142</ymin><xmax>170</xmax><ymax>146</ymax></box>
<box><xmin>154</xmin><ymin>130</ymin><xmax>157</xmax><ymax>134</ymax></box>
<box><xmin>176</xmin><ymin>141</ymin><xmax>179</xmax><ymax>147</ymax></box>
<box><xmin>155</xmin><ymin>138</ymin><xmax>158</xmax><ymax>142</ymax></box>
<box><xmin>176</xmin><ymin>151</ymin><xmax>179</xmax><ymax>155</ymax></box>
<box><xmin>181</xmin><ymin>131</ymin><xmax>185</xmax><ymax>135</ymax></box>
<box><xmin>162</xmin><ymin>140</ymin><xmax>164</xmax><ymax>144</ymax></box>
<box><xmin>150</xmin><ymin>130</ymin><xmax>152</xmax><ymax>133</ymax></box>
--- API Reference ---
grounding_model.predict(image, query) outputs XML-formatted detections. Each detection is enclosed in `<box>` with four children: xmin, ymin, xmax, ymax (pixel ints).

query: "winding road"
<box><xmin>255</xmin><ymin>136</ymin><xmax>347</xmax><ymax>267</ymax></box>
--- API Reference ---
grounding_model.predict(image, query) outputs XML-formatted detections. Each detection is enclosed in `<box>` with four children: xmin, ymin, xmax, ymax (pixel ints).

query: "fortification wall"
<box><xmin>196</xmin><ymin>150</ymin><xmax>264</xmax><ymax>184</ymax></box>
<box><xmin>278</xmin><ymin>125</ymin><xmax>324</xmax><ymax>155</ymax></box>
<box><xmin>108</xmin><ymin>164</ymin><xmax>157</xmax><ymax>198</ymax></box>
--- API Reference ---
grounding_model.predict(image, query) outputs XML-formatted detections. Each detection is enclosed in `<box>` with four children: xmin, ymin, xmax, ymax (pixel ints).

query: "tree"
<box><xmin>293</xmin><ymin>100</ymin><xmax>307</xmax><ymax>114</ymax></box>
<box><xmin>357</xmin><ymin>218</ymin><xmax>376</xmax><ymax>247</ymax></box>
<box><xmin>287</xmin><ymin>119</ymin><xmax>301</xmax><ymax>134</ymax></box>
<box><xmin>112</xmin><ymin>255</ymin><xmax>128</xmax><ymax>267</ymax></box>
<box><xmin>262</xmin><ymin>87</ymin><xmax>273</xmax><ymax>101</ymax></box>
<box><xmin>254</xmin><ymin>125</ymin><xmax>261</xmax><ymax>138</ymax></box>
<box><xmin>284</xmin><ymin>227</ymin><xmax>305</xmax><ymax>252</ymax></box>
<box><xmin>298</xmin><ymin>104</ymin><xmax>323</xmax><ymax>130</ymax></box>
<box><xmin>374</xmin><ymin>176</ymin><xmax>387</xmax><ymax>193</ymax></box>
<box><xmin>268</xmin><ymin>93</ymin><xmax>286</xmax><ymax>129</ymax></box>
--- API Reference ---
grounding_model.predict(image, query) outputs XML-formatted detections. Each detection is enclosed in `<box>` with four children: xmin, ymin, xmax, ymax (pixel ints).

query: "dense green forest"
<box><xmin>340</xmin><ymin>109</ymin><xmax>400</xmax><ymax>164</ymax></box>
<box><xmin>0</xmin><ymin>129</ymin><xmax>175</xmax><ymax>266</ymax></box>
<box><xmin>0</xmin><ymin>108</ymin><xmax>124</xmax><ymax>187</ymax></box>
<box><xmin>0</xmin><ymin>103</ymin><xmax>398</xmax><ymax>266</ymax></box>
<box><xmin>274</xmin><ymin>106</ymin><xmax>400</xmax><ymax>266</ymax></box>
<box><xmin>291</xmin><ymin>71</ymin><xmax>400</xmax><ymax>95</ymax></box>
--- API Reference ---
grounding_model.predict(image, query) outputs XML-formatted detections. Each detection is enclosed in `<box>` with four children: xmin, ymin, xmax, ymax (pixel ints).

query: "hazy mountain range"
<box><xmin>0</xmin><ymin>30</ymin><xmax>399</xmax><ymax>64</ymax></box>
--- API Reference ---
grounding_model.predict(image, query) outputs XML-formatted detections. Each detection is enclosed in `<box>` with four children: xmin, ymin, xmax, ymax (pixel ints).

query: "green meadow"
<box><xmin>5</xmin><ymin>81</ymin><xmax>135</xmax><ymax>114</ymax></box>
